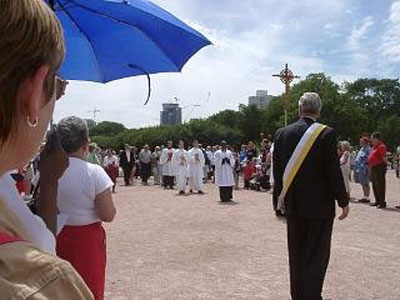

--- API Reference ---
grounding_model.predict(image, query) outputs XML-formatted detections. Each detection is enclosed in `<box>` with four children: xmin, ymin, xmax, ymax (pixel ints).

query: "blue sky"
<box><xmin>54</xmin><ymin>0</ymin><xmax>400</xmax><ymax>128</ymax></box>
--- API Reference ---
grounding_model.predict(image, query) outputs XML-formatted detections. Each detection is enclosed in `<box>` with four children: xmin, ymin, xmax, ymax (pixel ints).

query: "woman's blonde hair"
<box><xmin>0</xmin><ymin>0</ymin><xmax>65</xmax><ymax>143</ymax></box>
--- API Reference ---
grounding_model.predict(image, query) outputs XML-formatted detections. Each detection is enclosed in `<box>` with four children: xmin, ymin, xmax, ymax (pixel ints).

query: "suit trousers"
<box><xmin>287</xmin><ymin>217</ymin><xmax>334</xmax><ymax>300</ymax></box>
<box><xmin>122</xmin><ymin>165</ymin><xmax>133</xmax><ymax>186</ymax></box>
<box><xmin>371</xmin><ymin>164</ymin><xmax>386</xmax><ymax>205</ymax></box>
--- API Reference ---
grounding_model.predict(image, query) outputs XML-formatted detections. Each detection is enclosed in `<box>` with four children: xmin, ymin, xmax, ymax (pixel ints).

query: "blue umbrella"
<box><xmin>47</xmin><ymin>0</ymin><xmax>211</xmax><ymax>86</ymax></box>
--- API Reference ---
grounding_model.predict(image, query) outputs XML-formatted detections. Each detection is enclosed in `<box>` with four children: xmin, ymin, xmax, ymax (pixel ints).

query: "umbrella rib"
<box><xmin>58</xmin><ymin>0</ymin><xmax>105</xmax><ymax>82</ymax></box>
<box><xmin>128</xmin><ymin>64</ymin><xmax>151</xmax><ymax>105</ymax></box>
<box><xmin>68</xmin><ymin>0</ymin><xmax>180</xmax><ymax>71</ymax></box>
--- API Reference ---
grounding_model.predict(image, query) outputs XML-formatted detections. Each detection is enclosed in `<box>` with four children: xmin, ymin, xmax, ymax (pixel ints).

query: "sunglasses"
<box><xmin>55</xmin><ymin>74</ymin><xmax>68</xmax><ymax>101</ymax></box>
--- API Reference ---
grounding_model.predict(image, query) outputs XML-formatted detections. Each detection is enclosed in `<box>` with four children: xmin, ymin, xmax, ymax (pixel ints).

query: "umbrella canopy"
<box><xmin>48</xmin><ymin>0</ymin><xmax>211</xmax><ymax>83</ymax></box>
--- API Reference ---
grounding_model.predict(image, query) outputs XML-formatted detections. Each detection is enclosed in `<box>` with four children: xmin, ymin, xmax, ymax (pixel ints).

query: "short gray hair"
<box><xmin>340</xmin><ymin>140</ymin><xmax>351</xmax><ymax>151</ymax></box>
<box><xmin>56</xmin><ymin>116</ymin><xmax>89</xmax><ymax>154</ymax></box>
<box><xmin>298</xmin><ymin>92</ymin><xmax>322</xmax><ymax>114</ymax></box>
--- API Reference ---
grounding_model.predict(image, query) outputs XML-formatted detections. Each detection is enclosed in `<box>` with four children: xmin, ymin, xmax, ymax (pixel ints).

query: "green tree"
<box><xmin>90</xmin><ymin>121</ymin><xmax>127</xmax><ymax>137</ymax></box>
<box><xmin>238</xmin><ymin>104</ymin><xmax>262</xmax><ymax>143</ymax></box>
<box><xmin>209</xmin><ymin>109</ymin><xmax>241</xmax><ymax>129</ymax></box>
<box><xmin>344</xmin><ymin>78</ymin><xmax>400</xmax><ymax>131</ymax></box>
<box><xmin>378</xmin><ymin>115</ymin><xmax>400</xmax><ymax>152</ymax></box>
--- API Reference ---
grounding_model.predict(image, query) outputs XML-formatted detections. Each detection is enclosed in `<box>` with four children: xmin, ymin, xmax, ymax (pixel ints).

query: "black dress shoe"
<box><xmin>370</xmin><ymin>202</ymin><xmax>379</xmax><ymax>207</ymax></box>
<box><xmin>198</xmin><ymin>191</ymin><xmax>204</xmax><ymax>194</ymax></box>
<box><xmin>179</xmin><ymin>191</ymin><xmax>185</xmax><ymax>195</ymax></box>
<box><xmin>377</xmin><ymin>204</ymin><xmax>387</xmax><ymax>209</ymax></box>
<box><xmin>395</xmin><ymin>206</ymin><xmax>400</xmax><ymax>210</ymax></box>
<box><xmin>358</xmin><ymin>198</ymin><xmax>370</xmax><ymax>203</ymax></box>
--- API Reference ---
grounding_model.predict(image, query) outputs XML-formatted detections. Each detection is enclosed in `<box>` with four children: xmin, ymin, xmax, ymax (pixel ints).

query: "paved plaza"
<box><xmin>105</xmin><ymin>171</ymin><xmax>400</xmax><ymax>300</ymax></box>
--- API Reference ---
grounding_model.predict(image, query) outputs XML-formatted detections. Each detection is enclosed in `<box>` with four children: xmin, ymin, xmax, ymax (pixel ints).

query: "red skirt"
<box><xmin>56</xmin><ymin>222</ymin><xmax>106</xmax><ymax>300</ymax></box>
<box><xmin>105</xmin><ymin>165</ymin><xmax>119</xmax><ymax>183</ymax></box>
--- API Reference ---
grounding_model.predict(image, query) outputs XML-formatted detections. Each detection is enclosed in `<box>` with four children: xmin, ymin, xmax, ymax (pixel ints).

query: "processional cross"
<box><xmin>272</xmin><ymin>63</ymin><xmax>300</xmax><ymax>126</ymax></box>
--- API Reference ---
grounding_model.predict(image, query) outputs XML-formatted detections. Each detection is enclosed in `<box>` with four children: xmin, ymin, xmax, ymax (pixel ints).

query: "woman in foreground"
<box><xmin>0</xmin><ymin>1</ymin><xmax>93</xmax><ymax>298</ymax></box>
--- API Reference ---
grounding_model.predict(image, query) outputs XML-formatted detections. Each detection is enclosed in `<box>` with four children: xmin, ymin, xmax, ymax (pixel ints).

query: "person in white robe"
<box><xmin>173</xmin><ymin>140</ymin><xmax>189</xmax><ymax>195</ymax></box>
<box><xmin>215</xmin><ymin>141</ymin><xmax>236</xmax><ymax>202</ymax></box>
<box><xmin>160</xmin><ymin>140</ymin><xmax>175</xmax><ymax>189</ymax></box>
<box><xmin>188</xmin><ymin>140</ymin><xmax>205</xmax><ymax>194</ymax></box>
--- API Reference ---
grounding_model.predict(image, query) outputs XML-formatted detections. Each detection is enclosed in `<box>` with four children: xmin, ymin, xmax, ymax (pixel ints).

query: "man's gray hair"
<box><xmin>56</xmin><ymin>116</ymin><xmax>89</xmax><ymax>154</ymax></box>
<box><xmin>298</xmin><ymin>92</ymin><xmax>322</xmax><ymax>114</ymax></box>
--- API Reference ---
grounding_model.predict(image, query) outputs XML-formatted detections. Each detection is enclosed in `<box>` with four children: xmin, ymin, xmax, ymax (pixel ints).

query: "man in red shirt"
<box><xmin>368</xmin><ymin>132</ymin><xmax>388</xmax><ymax>208</ymax></box>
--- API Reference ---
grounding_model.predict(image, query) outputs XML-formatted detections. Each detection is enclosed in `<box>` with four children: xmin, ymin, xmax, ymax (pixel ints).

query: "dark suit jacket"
<box><xmin>119</xmin><ymin>150</ymin><xmax>135</xmax><ymax>169</ymax></box>
<box><xmin>273</xmin><ymin>117</ymin><xmax>348</xmax><ymax>219</ymax></box>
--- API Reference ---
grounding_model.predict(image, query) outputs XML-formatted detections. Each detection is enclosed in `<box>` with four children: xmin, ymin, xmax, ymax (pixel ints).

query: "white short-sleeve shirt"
<box><xmin>57</xmin><ymin>157</ymin><xmax>113</xmax><ymax>226</ymax></box>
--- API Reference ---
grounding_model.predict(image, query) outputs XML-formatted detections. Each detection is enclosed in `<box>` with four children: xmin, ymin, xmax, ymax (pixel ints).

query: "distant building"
<box><xmin>160</xmin><ymin>103</ymin><xmax>182</xmax><ymax>126</ymax></box>
<box><xmin>248</xmin><ymin>90</ymin><xmax>273</xmax><ymax>108</ymax></box>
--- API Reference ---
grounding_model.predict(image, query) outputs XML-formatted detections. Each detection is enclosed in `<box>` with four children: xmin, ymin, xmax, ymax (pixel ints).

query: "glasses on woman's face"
<box><xmin>55</xmin><ymin>74</ymin><xmax>68</xmax><ymax>101</ymax></box>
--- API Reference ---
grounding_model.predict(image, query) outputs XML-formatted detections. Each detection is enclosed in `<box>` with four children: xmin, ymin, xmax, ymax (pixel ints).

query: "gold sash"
<box><xmin>278</xmin><ymin>123</ymin><xmax>327</xmax><ymax>213</ymax></box>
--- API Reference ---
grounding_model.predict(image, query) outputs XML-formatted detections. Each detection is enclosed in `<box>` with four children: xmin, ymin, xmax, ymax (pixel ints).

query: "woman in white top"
<box><xmin>56</xmin><ymin>116</ymin><xmax>116</xmax><ymax>300</ymax></box>
<box><xmin>103</xmin><ymin>149</ymin><xmax>119</xmax><ymax>193</ymax></box>
<box><xmin>339</xmin><ymin>141</ymin><xmax>352</xmax><ymax>198</ymax></box>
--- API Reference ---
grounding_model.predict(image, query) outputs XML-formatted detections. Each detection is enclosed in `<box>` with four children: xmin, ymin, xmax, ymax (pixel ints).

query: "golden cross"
<box><xmin>272</xmin><ymin>63</ymin><xmax>300</xmax><ymax>126</ymax></box>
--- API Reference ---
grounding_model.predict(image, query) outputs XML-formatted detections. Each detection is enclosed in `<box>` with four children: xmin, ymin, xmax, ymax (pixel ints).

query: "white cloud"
<box><xmin>381</xmin><ymin>1</ymin><xmax>400</xmax><ymax>62</ymax></box>
<box><xmin>348</xmin><ymin>16</ymin><xmax>375</xmax><ymax>50</ymax></box>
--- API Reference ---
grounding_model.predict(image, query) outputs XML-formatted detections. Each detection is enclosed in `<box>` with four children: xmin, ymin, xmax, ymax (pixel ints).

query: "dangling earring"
<box><xmin>27</xmin><ymin>116</ymin><xmax>38</xmax><ymax>128</ymax></box>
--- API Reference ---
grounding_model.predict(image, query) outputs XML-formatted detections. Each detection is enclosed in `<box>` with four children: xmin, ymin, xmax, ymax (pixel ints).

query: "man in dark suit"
<box><xmin>273</xmin><ymin>92</ymin><xmax>349</xmax><ymax>300</ymax></box>
<box><xmin>119</xmin><ymin>144</ymin><xmax>135</xmax><ymax>186</ymax></box>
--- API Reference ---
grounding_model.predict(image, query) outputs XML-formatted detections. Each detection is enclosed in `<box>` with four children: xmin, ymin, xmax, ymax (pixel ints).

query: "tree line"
<box><xmin>90</xmin><ymin>73</ymin><xmax>400</xmax><ymax>151</ymax></box>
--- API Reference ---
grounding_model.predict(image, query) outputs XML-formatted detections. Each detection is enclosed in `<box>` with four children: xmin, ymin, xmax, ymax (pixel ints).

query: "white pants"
<box><xmin>189</xmin><ymin>176</ymin><xmax>203</xmax><ymax>191</ymax></box>
<box><xmin>341</xmin><ymin>166</ymin><xmax>351</xmax><ymax>193</ymax></box>
<box><xmin>176</xmin><ymin>175</ymin><xmax>187</xmax><ymax>192</ymax></box>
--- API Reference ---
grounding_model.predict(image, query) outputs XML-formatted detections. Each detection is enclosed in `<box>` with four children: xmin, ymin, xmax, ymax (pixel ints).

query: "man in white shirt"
<box><xmin>172</xmin><ymin>140</ymin><xmax>189</xmax><ymax>195</ymax></box>
<box><xmin>214</xmin><ymin>141</ymin><xmax>235</xmax><ymax>203</ymax></box>
<box><xmin>139</xmin><ymin>144</ymin><xmax>152</xmax><ymax>185</ymax></box>
<box><xmin>188</xmin><ymin>140</ymin><xmax>205</xmax><ymax>194</ymax></box>
<box><xmin>160</xmin><ymin>140</ymin><xmax>175</xmax><ymax>189</ymax></box>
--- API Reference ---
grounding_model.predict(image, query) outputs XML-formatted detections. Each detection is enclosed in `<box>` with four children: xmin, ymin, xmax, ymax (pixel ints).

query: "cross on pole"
<box><xmin>273</xmin><ymin>63</ymin><xmax>300</xmax><ymax>126</ymax></box>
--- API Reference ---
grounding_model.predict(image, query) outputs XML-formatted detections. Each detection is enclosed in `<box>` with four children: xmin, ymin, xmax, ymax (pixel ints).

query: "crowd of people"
<box><xmin>75</xmin><ymin>139</ymin><xmax>274</xmax><ymax>197</ymax></box>
<box><xmin>337</xmin><ymin>133</ymin><xmax>400</xmax><ymax>210</ymax></box>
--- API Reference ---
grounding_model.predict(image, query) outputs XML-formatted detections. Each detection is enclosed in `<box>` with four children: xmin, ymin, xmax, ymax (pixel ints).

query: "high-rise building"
<box><xmin>248</xmin><ymin>90</ymin><xmax>273</xmax><ymax>108</ymax></box>
<box><xmin>160</xmin><ymin>103</ymin><xmax>182</xmax><ymax>125</ymax></box>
